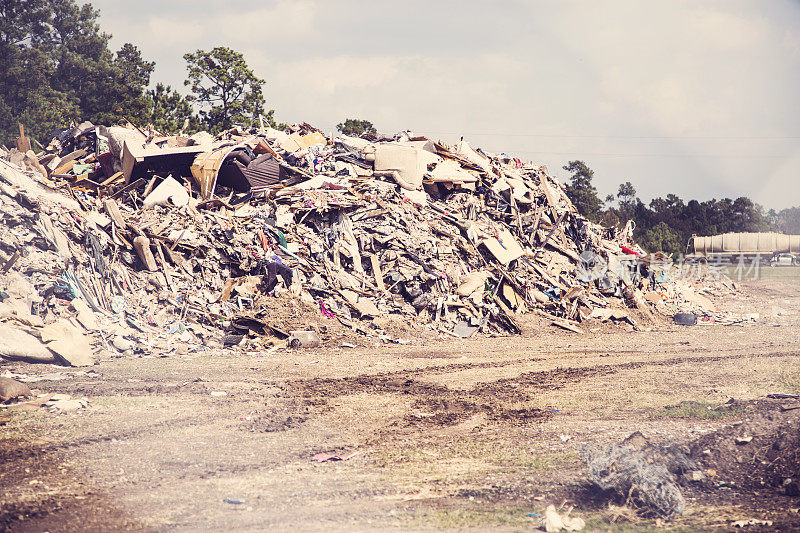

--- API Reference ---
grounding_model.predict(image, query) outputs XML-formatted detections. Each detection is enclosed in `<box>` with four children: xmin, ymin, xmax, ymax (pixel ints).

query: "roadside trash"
<box><xmin>223</xmin><ymin>498</ymin><xmax>246</xmax><ymax>505</ymax></box>
<box><xmin>45</xmin><ymin>394</ymin><xmax>88</xmax><ymax>412</ymax></box>
<box><xmin>112</xmin><ymin>336</ymin><xmax>135</xmax><ymax>352</ymax></box>
<box><xmin>0</xmin><ymin>117</ymin><xmax>747</xmax><ymax>365</ymax></box>
<box><xmin>673</xmin><ymin>313</ymin><xmax>697</xmax><ymax>326</ymax></box>
<box><xmin>542</xmin><ymin>504</ymin><xmax>585</xmax><ymax>532</ymax></box>
<box><xmin>580</xmin><ymin>444</ymin><xmax>685</xmax><ymax>518</ymax></box>
<box><xmin>735</xmin><ymin>436</ymin><xmax>753</xmax><ymax>445</ymax></box>
<box><xmin>0</xmin><ymin>377</ymin><xmax>33</xmax><ymax>402</ymax></box>
<box><xmin>287</xmin><ymin>331</ymin><xmax>321</xmax><ymax>349</ymax></box>
<box><xmin>732</xmin><ymin>519</ymin><xmax>773</xmax><ymax>527</ymax></box>
<box><xmin>311</xmin><ymin>451</ymin><xmax>359</xmax><ymax>462</ymax></box>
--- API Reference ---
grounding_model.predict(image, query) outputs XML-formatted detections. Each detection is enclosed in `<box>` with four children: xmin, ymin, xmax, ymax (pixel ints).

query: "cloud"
<box><xmin>252</xmin><ymin>53</ymin><xmax>526</xmax><ymax>134</ymax></box>
<box><xmin>147</xmin><ymin>17</ymin><xmax>205</xmax><ymax>48</ymax></box>
<box><xmin>687</xmin><ymin>7</ymin><xmax>768</xmax><ymax>50</ymax></box>
<box><xmin>218</xmin><ymin>1</ymin><xmax>317</xmax><ymax>43</ymax></box>
<box><xmin>268</xmin><ymin>55</ymin><xmax>402</xmax><ymax>94</ymax></box>
<box><xmin>754</xmin><ymin>149</ymin><xmax>800</xmax><ymax>209</ymax></box>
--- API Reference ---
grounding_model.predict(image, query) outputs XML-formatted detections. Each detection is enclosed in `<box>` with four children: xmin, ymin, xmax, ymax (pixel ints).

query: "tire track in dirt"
<box><xmin>0</xmin><ymin>416</ymin><xmax>205</xmax><ymax>461</ymax></box>
<box><xmin>280</xmin><ymin>349</ymin><xmax>798</xmax><ymax>430</ymax></box>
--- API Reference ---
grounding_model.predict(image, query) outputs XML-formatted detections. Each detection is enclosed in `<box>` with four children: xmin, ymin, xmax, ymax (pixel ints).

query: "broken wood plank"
<box><xmin>109</xmin><ymin>177</ymin><xmax>146</xmax><ymax>199</ymax></box>
<box><xmin>103</xmin><ymin>199</ymin><xmax>126</xmax><ymax>229</ymax></box>
<box><xmin>551</xmin><ymin>320</ymin><xmax>584</xmax><ymax>334</ymax></box>
<box><xmin>15</xmin><ymin>124</ymin><xmax>31</xmax><ymax>152</ymax></box>
<box><xmin>99</xmin><ymin>171</ymin><xmax>124</xmax><ymax>187</ymax></box>
<box><xmin>536</xmin><ymin>309</ymin><xmax>582</xmax><ymax>326</ymax></box>
<box><xmin>1</xmin><ymin>250</ymin><xmax>21</xmax><ymax>273</ymax></box>
<box><xmin>57</xmin><ymin>148</ymin><xmax>88</xmax><ymax>167</ymax></box>
<box><xmin>370</xmin><ymin>254</ymin><xmax>385</xmax><ymax>291</ymax></box>
<box><xmin>53</xmin><ymin>160</ymin><xmax>75</xmax><ymax>175</ymax></box>
<box><xmin>132</xmin><ymin>236</ymin><xmax>158</xmax><ymax>272</ymax></box>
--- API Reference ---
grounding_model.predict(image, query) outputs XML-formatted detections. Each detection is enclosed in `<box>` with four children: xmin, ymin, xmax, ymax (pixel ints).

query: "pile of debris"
<box><xmin>0</xmin><ymin>121</ymin><xmax>733</xmax><ymax>363</ymax></box>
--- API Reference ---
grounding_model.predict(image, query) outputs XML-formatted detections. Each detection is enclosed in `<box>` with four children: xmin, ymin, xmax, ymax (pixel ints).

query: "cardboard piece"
<box><xmin>481</xmin><ymin>229</ymin><xmax>525</xmax><ymax>265</ymax></box>
<box><xmin>40</xmin><ymin>320</ymin><xmax>94</xmax><ymax>366</ymax></box>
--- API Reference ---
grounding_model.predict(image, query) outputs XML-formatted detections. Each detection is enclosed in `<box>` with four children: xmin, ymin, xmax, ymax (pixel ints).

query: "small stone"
<box><xmin>112</xmin><ymin>336</ymin><xmax>134</xmax><ymax>352</ymax></box>
<box><xmin>0</xmin><ymin>377</ymin><xmax>33</xmax><ymax>402</ymax></box>
<box><xmin>684</xmin><ymin>470</ymin><xmax>706</xmax><ymax>482</ymax></box>
<box><xmin>784</xmin><ymin>478</ymin><xmax>800</xmax><ymax>497</ymax></box>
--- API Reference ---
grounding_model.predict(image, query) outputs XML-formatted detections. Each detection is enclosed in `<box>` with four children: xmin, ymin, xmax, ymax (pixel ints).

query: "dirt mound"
<box><xmin>572</xmin><ymin>399</ymin><xmax>800</xmax><ymax>526</ymax></box>
<box><xmin>686</xmin><ymin>399</ymin><xmax>800</xmax><ymax>498</ymax></box>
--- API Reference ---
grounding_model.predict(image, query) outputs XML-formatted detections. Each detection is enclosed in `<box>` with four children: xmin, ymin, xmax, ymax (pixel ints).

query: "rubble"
<box><xmin>580</xmin><ymin>443</ymin><xmax>686</xmax><ymax>518</ymax></box>
<box><xmin>0</xmin><ymin>377</ymin><xmax>32</xmax><ymax>402</ymax></box>
<box><xmin>0</xmin><ymin>119</ymin><xmax>741</xmax><ymax>362</ymax></box>
<box><xmin>542</xmin><ymin>504</ymin><xmax>585</xmax><ymax>532</ymax></box>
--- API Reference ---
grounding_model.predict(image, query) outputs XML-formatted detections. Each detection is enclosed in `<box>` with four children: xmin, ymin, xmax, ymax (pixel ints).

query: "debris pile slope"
<box><xmin>0</xmin><ymin>121</ymin><xmax>734</xmax><ymax>360</ymax></box>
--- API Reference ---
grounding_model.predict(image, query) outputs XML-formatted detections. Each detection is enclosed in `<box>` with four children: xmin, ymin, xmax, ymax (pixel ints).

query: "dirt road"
<box><xmin>3</xmin><ymin>280</ymin><xmax>800</xmax><ymax>531</ymax></box>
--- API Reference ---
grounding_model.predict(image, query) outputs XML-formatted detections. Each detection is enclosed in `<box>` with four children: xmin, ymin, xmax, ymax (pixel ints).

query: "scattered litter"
<box><xmin>767</xmin><ymin>393</ymin><xmax>799</xmax><ymax>400</ymax></box>
<box><xmin>542</xmin><ymin>504</ymin><xmax>585</xmax><ymax>532</ymax></box>
<box><xmin>673</xmin><ymin>313</ymin><xmax>697</xmax><ymax>326</ymax></box>
<box><xmin>223</xmin><ymin>498</ymin><xmax>246</xmax><ymax>505</ymax></box>
<box><xmin>0</xmin><ymin>377</ymin><xmax>33</xmax><ymax>402</ymax></box>
<box><xmin>287</xmin><ymin>330</ymin><xmax>321</xmax><ymax>349</ymax></box>
<box><xmin>732</xmin><ymin>519</ymin><xmax>773</xmax><ymax>527</ymax></box>
<box><xmin>580</xmin><ymin>444</ymin><xmax>685</xmax><ymax>518</ymax></box>
<box><xmin>45</xmin><ymin>394</ymin><xmax>88</xmax><ymax>412</ymax></box>
<box><xmin>311</xmin><ymin>451</ymin><xmax>359</xmax><ymax>462</ymax></box>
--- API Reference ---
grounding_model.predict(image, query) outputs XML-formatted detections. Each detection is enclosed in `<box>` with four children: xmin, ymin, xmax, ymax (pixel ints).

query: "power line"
<box><xmin>419</xmin><ymin>131</ymin><xmax>800</xmax><ymax>140</ymax></box>
<box><xmin>506</xmin><ymin>151</ymin><xmax>790</xmax><ymax>159</ymax></box>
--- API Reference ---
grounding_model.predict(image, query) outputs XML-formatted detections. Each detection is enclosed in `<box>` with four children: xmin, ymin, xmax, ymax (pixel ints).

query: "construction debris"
<box><xmin>542</xmin><ymin>504</ymin><xmax>585</xmax><ymax>532</ymax></box>
<box><xmin>0</xmin><ymin>120</ymin><xmax>742</xmax><ymax>362</ymax></box>
<box><xmin>580</xmin><ymin>444</ymin><xmax>686</xmax><ymax>518</ymax></box>
<box><xmin>0</xmin><ymin>377</ymin><xmax>32</xmax><ymax>402</ymax></box>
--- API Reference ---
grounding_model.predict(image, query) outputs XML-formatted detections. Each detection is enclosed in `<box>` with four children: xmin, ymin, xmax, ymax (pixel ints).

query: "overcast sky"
<box><xmin>92</xmin><ymin>0</ymin><xmax>800</xmax><ymax>210</ymax></box>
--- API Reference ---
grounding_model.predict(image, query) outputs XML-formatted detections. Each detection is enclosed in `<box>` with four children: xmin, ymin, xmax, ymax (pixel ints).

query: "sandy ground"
<box><xmin>2</xmin><ymin>280</ymin><xmax>800</xmax><ymax>532</ymax></box>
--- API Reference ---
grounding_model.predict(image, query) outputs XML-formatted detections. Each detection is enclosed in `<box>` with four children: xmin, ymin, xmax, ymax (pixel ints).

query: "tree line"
<box><xmin>2</xmin><ymin>1</ymin><xmax>794</xmax><ymax>254</ymax></box>
<box><xmin>0</xmin><ymin>0</ymin><xmax>279</xmax><ymax>146</ymax></box>
<box><xmin>0</xmin><ymin>0</ymin><xmax>380</xmax><ymax>147</ymax></box>
<box><xmin>562</xmin><ymin>160</ymin><xmax>800</xmax><ymax>255</ymax></box>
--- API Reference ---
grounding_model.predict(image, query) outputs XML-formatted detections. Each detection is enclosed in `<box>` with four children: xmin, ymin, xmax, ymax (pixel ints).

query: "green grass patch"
<box><xmin>408</xmin><ymin>506</ymin><xmax>538</xmax><ymax>529</ymax></box>
<box><xmin>777</xmin><ymin>369</ymin><xmax>800</xmax><ymax>394</ymax></box>
<box><xmin>374</xmin><ymin>437</ymin><xmax>579</xmax><ymax>471</ymax></box>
